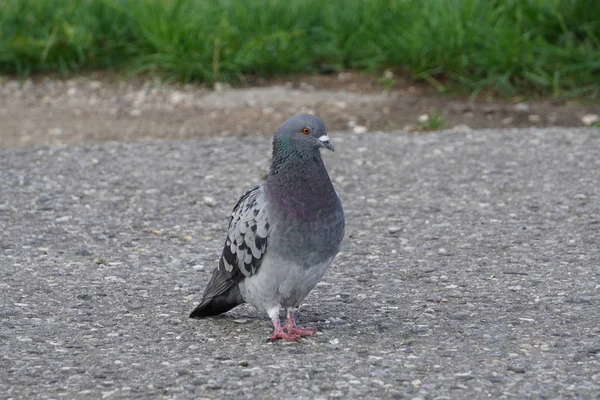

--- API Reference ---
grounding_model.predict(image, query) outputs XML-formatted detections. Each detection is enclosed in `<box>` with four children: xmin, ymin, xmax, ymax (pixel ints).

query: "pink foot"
<box><xmin>284</xmin><ymin>311</ymin><xmax>317</xmax><ymax>337</ymax></box>
<box><xmin>269</xmin><ymin>329</ymin><xmax>301</xmax><ymax>342</ymax></box>
<box><xmin>268</xmin><ymin>315</ymin><xmax>300</xmax><ymax>342</ymax></box>
<box><xmin>285</xmin><ymin>325</ymin><xmax>317</xmax><ymax>336</ymax></box>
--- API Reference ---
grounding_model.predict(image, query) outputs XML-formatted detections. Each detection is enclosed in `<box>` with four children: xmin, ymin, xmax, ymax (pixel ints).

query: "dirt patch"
<box><xmin>1</xmin><ymin>72</ymin><xmax>598</xmax><ymax>147</ymax></box>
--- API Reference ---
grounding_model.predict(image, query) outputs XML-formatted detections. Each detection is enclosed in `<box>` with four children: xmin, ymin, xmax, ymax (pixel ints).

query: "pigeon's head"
<box><xmin>274</xmin><ymin>114</ymin><xmax>334</xmax><ymax>153</ymax></box>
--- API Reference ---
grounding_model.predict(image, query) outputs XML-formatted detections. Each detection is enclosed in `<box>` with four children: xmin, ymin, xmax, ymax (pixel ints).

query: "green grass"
<box><xmin>419</xmin><ymin>112</ymin><xmax>445</xmax><ymax>131</ymax></box>
<box><xmin>0</xmin><ymin>0</ymin><xmax>599</xmax><ymax>98</ymax></box>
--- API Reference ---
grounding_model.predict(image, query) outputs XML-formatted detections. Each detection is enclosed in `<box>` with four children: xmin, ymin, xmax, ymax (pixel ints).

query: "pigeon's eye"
<box><xmin>302</xmin><ymin>127</ymin><xmax>311</xmax><ymax>135</ymax></box>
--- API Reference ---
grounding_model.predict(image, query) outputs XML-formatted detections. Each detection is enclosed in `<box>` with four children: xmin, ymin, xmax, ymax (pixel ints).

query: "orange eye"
<box><xmin>302</xmin><ymin>127</ymin><xmax>311</xmax><ymax>135</ymax></box>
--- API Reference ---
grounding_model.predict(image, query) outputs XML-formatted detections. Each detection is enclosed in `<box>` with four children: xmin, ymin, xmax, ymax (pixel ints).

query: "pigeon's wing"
<box><xmin>221</xmin><ymin>184</ymin><xmax>272</xmax><ymax>277</ymax></box>
<box><xmin>191</xmin><ymin>185</ymin><xmax>272</xmax><ymax>316</ymax></box>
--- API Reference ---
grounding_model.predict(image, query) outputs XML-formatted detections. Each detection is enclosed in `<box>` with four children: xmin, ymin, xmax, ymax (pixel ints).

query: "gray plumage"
<box><xmin>190</xmin><ymin>114</ymin><xmax>344</xmax><ymax>341</ymax></box>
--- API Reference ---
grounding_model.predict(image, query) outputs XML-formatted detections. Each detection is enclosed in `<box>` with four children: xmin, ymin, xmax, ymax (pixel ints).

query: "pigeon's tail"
<box><xmin>189</xmin><ymin>285</ymin><xmax>244</xmax><ymax>318</ymax></box>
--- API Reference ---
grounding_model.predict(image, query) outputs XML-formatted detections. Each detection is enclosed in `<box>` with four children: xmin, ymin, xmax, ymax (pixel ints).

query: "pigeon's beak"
<box><xmin>318</xmin><ymin>135</ymin><xmax>335</xmax><ymax>152</ymax></box>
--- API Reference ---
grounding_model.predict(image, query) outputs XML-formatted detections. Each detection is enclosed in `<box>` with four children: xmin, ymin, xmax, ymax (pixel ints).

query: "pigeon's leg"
<box><xmin>268</xmin><ymin>307</ymin><xmax>300</xmax><ymax>342</ymax></box>
<box><xmin>284</xmin><ymin>309</ymin><xmax>317</xmax><ymax>336</ymax></box>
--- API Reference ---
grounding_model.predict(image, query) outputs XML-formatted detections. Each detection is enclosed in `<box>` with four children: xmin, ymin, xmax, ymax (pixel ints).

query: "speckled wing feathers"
<box><xmin>189</xmin><ymin>185</ymin><xmax>271</xmax><ymax>317</ymax></box>
<box><xmin>221</xmin><ymin>185</ymin><xmax>270</xmax><ymax>277</ymax></box>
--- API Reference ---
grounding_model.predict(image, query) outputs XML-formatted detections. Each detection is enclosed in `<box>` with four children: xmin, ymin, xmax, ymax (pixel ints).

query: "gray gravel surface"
<box><xmin>1</xmin><ymin>128</ymin><xmax>599</xmax><ymax>399</ymax></box>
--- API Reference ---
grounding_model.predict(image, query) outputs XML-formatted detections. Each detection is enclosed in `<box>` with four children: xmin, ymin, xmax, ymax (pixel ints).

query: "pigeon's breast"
<box><xmin>270</xmin><ymin>193</ymin><xmax>345</xmax><ymax>267</ymax></box>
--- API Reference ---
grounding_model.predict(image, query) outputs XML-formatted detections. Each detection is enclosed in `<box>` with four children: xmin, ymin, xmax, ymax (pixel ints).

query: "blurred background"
<box><xmin>1</xmin><ymin>0</ymin><xmax>599</xmax><ymax>146</ymax></box>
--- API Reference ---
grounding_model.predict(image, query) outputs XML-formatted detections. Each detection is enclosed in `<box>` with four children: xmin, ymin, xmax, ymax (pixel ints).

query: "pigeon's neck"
<box><xmin>266</xmin><ymin>141</ymin><xmax>334</xmax><ymax>198</ymax></box>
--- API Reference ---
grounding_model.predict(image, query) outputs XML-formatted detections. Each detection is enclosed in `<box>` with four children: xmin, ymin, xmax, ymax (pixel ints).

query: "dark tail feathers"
<box><xmin>189</xmin><ymin>286</ymin><xmax>244</xmax><ymax>318</ymax></box>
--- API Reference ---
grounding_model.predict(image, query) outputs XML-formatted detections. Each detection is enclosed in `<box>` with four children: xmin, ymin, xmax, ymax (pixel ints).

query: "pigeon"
<box><xmin>190</xmin><ymin>113</ymin><xmax>345</xmax><ymax>341</ymax></box>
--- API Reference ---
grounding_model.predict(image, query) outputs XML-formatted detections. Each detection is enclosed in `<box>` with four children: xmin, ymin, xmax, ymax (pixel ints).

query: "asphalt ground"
<box><xmin>1</xmin><ymin>127</ymin><xmax>599</xmax><ymax>399</ymax></box>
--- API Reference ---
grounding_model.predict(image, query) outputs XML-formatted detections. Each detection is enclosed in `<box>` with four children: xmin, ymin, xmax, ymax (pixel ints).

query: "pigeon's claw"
<box><xmin>284</xmin><ymin>310</ymin><xmax>317</xmax><ymax>337</ymax></box>
<box><xmin>269</xmin><ymin>329</ymin><xmax>301</xmax><ymax>342</ymax></box>
<box><xmin>284</xmin><ymin>325</ymin><xmax>317</xmax><ymax>336</ymax></box>
<box><xmin>269</xmin><ymin>312</ymin><xmax>301</xmax><ymax>342</ymax></box>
